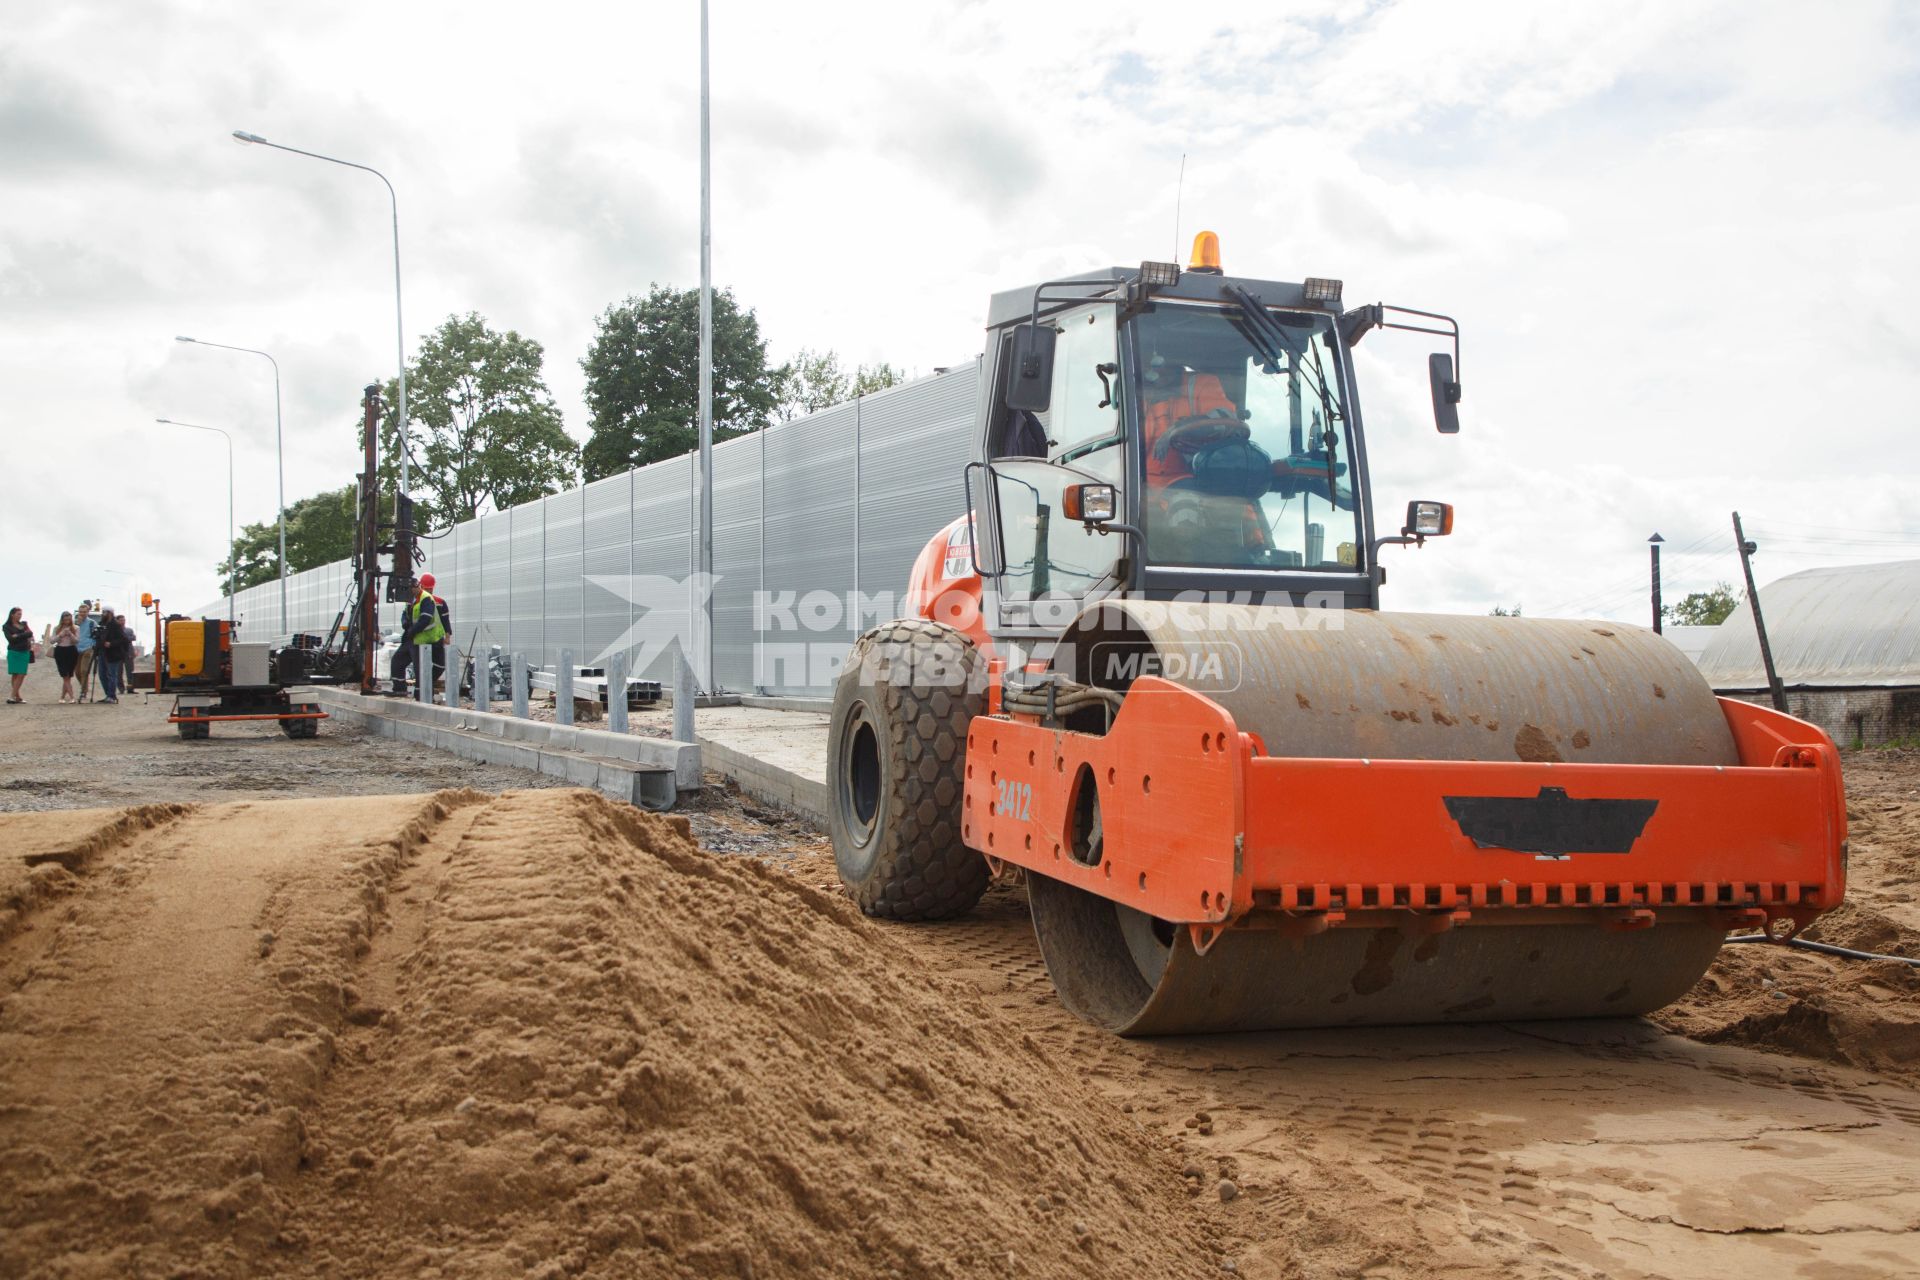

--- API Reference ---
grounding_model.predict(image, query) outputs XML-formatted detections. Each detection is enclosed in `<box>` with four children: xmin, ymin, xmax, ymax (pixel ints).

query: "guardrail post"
<box><xmin>557</xmin><ymin>648</ymin><xmax>575</xmax><ymax>726</ymax></box>
<box><xmin>608</xmin><ymin>651</ymin><xmax>629</xmax><ymax>735</ymax></box>
<box><xmin>673</xmin><ymin>648</ymin><xmax>695</xmax><ymax>744</ymax></box>
<box><xmin>511</xmin><ymin>652</ymin><xmax>529</xmax><ymax>719</ymax></box>
<box><xmin>416</xmin><ymin>643</ymin><xmax>433</xmax><ymax>704</ymax></box>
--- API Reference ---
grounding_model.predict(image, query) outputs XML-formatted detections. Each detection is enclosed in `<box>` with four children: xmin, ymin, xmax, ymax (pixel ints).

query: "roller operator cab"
<box><xmin>832</xmin><ymin>234</ymin><xmax>1849</xmax><ymax>1036</ymax></box>
<box><xmin>903</xmin><ymin>230</ymin><xmax>1463</xmax><ymax>651</ymax></box>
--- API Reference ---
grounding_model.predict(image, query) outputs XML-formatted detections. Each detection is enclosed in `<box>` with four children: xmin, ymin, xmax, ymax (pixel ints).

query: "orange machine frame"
<box><xmin>166</xmin><ymin>710</ymin><xmax>329</xmax><ymax>725</ymax></box>
<box><xmin>961</xmin><ymin>677</ymin><xmax>1846</xmax><ymax>954</ymax></box>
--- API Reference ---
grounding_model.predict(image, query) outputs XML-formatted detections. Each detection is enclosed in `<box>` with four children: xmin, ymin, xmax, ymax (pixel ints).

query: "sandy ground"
<box><xmin>1</xmin><ymin>791</ymin><xmax>1225</xmax><ymax>1278</ymax></box>
<box><xmin>1654</xmin><ymin>748</ymin><xmax>1920</xmax><ymax>1087</ymax></box>
<box><xmin>2</xmin><ymin>655</ymin><xmax>1918</xmax><ymax>1277</ymax></box>
<box><xmin>775</xmin><ymin>755</ymin><xmax>1920</xmax><ymax>1280</ymax></box>
<box><xmin>0</xmin><ymin>662</ymin><xmax>813</xmax><ymax>864</ymax></box>
<box><xmin>0</xmin><ymin>663</ymin><xmax>570</xmax><ymax>813</ymax></box>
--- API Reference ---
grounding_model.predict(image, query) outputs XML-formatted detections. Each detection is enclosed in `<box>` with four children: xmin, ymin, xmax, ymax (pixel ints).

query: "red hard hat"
<box><xmin>419</xmin><ymin>573</ymin><xmax>436</xmax><ymax>591</ymax></box>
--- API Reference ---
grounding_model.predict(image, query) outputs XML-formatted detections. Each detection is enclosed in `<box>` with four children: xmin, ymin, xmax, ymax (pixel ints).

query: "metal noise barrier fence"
<box><xmin>196</xmin><ymin>362</ymin><xmax>981</xmax><ymax>697</ymax></box>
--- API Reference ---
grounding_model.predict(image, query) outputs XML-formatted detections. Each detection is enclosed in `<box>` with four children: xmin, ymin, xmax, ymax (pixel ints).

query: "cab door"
<box><xmin>984</xmin><ymin>303</ymin><xmax>1127</xmax><ymax>634</ymax></box>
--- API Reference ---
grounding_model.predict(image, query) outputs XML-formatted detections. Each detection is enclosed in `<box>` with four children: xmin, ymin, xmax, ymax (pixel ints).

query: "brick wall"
<box><xmin>1724</xmin><ymin>687</ymin><xmax>1920</xmax><ymax>747</ymax></box>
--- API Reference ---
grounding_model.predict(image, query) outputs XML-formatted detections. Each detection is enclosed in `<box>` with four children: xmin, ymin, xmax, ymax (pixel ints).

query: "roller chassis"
<box><xmin>964</xmin><ymin>675</ymin><xmax>1846</xmax><ymax>952</ymax></box>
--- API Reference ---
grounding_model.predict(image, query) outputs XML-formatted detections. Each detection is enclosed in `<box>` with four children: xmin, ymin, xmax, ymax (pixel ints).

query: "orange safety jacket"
<box><xmin>1143</xmin><ymin>373</ymin><xmax>1237</xmax><ymax>486</ymax></box>
<box><xmin>1142</xmin><ymin>373</ymin><xmax>1271</xmax><ymax>557</ymax></box>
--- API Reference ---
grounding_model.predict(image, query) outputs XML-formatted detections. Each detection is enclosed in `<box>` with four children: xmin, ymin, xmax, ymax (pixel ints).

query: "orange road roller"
<box><xmin>827</xmin><ymin>235</ymin><xmax>1846</xmax><ymax>1034</ymax></box>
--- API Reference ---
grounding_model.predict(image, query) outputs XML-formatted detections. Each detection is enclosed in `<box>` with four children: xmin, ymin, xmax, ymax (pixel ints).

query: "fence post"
<box><xmin>445</xmin><ymin>641</ymin><xmax>461</xmax><ymax>709</ymax></box>
<box><xmin>608</xmin><ymin>651</ymin><xmax>629</xmax><ymax>735</ymax></box>
<box><xmin>673</xmin><ymin>648</ymin><xmax>695</xmax><ymax>744</ymax></box>
<box><xmin>416</xmin><ymin>643</ymin><xmax>433</xmax><ymax>705</ymax></box>
<box><xmin>511</xmin><ymin>652</ymin><xmax>529</xmax><ymax>719</ymax></box>
<box><xmin>557</xmin><ymin>648</ymin><xmax>575</xmax><ymax>726</ymax></box>
<box><xmin>476</xmin><ymin>647</ymin><xmax>492</xmax><ymax>715</ymax></box>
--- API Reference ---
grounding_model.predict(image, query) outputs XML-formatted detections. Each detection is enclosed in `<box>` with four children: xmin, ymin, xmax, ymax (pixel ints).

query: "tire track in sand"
<box><xmin>0</xmin><ymin>803</ymin><xmax>192</xmax><ymax>948</ymax></box>
<box><xmin>892</xmin><ymin>876</ymin><xmax>1920</xmax><ymax>1280</ymax></box>
<box><xmin>0</xmin><ymin>790</ymin><xmax>483</xmax><ymax>1278</ymax></box>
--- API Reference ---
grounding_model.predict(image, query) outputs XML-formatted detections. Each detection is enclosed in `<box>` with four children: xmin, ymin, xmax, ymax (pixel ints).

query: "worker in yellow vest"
<box><xmin>390</xmin><ymin>573</ymin><xmax>452</xmax><ymax>697</ymax></box>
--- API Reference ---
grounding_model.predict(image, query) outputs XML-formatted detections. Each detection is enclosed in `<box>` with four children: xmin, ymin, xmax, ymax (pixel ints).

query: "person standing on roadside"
<box><xmin>118</xmin><ymin>610</ymin><xmax>139</xmax><ymax>694</ymax></box>
<box><xmin>389</xmin><ymin>572</ymin><xmax>451</xmax><ymax>697</ymax></box>
<box><xmin>73</xmin><ymin>601</ymin><xmax>97</xmax><ymax>703</ymax></box>
<box><xmin>5</xmin><ymin>607</ymin><xmax>32</xmax><ymax>704</ymax></box>
<box><xmin>95</xmin><ymin>609</ymin><xmax>127</xmax><ymax>704</ymax></box>
<box><xmin>52</xmin><ymin>611</ymin><xmax>80</xmax><ymax>702</ymax></box>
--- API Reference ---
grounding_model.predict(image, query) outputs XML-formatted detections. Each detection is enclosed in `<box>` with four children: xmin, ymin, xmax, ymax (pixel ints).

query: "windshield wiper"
<box><xmin>1301</xmin><ymin>344</ymin><xmax>1352</xmax><ymax>513</ymax></box>
<box><xmin>1226</xmin><ymin>286</ymin><xmax>1292</xmax><ymax>374</ymax></box>
<box><xmin>1227</xmin><ymin>286</ymin><xmax>1344</xmax><ymax>406</ymax></box>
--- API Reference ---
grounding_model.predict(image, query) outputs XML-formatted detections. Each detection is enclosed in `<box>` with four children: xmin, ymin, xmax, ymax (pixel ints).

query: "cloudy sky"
<box><xmin>5</xmin><ymin>0</ymin><xmax>1918</xmax><ymax>630</ymax></box>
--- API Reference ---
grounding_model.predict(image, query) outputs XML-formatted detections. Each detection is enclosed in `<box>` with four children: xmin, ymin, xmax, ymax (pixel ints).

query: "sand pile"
<box><xmin>1655</xmin><ymin>748</ymin><xmax>1920</xmax><ymax>1083</ymax></box>
<box><xmin>0</xmin><ymin>789</ymin><xmax>1220</xmax><ymax>1278</ymax></box>
<box><xmin>0</xmin><ymin>793</ymin><xmax>469</xmax><ymax>1278</ymax></box>
<box><xmin>283</xmin><ymin>789</ymin><xmax>1218</xmax><ymax>1277</ymax></box>
<box><xmin>1655</xmin><ymin>906</ymin><xmax>1920</xmax><ymax>1085</ymax></box>
<box><xmin>0</xmin><ymin>802</ymin><xmax>188</xmax><ymax>943</ymax></box>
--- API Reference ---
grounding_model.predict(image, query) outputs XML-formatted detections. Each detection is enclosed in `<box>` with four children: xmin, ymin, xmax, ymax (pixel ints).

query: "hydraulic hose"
<box><xmin>1723</xmin><ymin>932</ymin><xmax>1920</xmax><ymax>968</ymax></box>
<box><xmin>1000</xmin><ymin>680</ymin><xmax>1123</xmax><ymax>719</ymax></box>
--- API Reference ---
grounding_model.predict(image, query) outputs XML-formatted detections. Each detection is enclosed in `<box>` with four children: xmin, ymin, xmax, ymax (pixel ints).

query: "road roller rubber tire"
<box><xmin>828</xmin><ymin>619</ymin><xmax>987</xmax><ymax>921</ymax></box>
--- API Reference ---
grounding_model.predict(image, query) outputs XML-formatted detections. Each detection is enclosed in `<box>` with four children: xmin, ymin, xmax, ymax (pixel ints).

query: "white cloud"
<box><xmin>2</xmin><ymin>0</ymin><xmax>1917</xmax><ymax>631</ymax></box>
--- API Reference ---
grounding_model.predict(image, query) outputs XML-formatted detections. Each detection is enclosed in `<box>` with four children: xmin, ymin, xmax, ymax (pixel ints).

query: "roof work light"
<box><xmin>1303</xmin><ymin>277</ymin><xmax>1343</xmax><ymax>305</ymax></box>
<box><xmin>1137</xmin><ymin>260</ymin><xmax>1180</xmax><ymax>287</ymax></box>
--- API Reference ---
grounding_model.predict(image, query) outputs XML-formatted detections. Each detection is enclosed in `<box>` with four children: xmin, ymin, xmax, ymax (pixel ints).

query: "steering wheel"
<box><xmin>1152</xmin><ymin>410</ymin><xmax>1250</xmax><ymax>461</ymax></box>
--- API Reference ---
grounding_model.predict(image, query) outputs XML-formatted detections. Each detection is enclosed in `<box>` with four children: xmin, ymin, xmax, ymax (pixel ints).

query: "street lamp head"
<box><xmin>175</xmin><ymin>335</ymin><xmax>196</xmax><ymax>344</ymax></box>
<box><xmin>232</xmin><ymin>130</ymin><xmax>267</xmax><ymax>145</ymax></box>
<box><xmin>155</xmin><ymin>417</ymin><xmax>173</xmax><ymax>424</ymax></box>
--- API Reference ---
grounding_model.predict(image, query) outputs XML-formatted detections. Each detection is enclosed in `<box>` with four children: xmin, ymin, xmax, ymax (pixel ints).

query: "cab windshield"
<box><xmin>1130</xmin><ymin>303</ymin><xmax>1360</xmax><ymax>571</ymax></box>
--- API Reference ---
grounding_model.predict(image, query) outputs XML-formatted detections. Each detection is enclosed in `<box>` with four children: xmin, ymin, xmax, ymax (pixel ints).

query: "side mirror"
<box><xmin>1428</xmin><ymin>353</ymin><xmax>1461</xmax><ymax>434</ymax></box>
<box><xmin>1062</xmin><ymin>483</ymin><xmax>1117</xmax><ymax>525</ymax></box>
<box><xmin>1404</xmin><ymin>500</ymin><xmax>1454</xmax><ymax>538</ymax></box>
<box><xmin>1005</xmin><ymin>324</ymin><xmax>1056</xmax><ymax>412</ymax></box>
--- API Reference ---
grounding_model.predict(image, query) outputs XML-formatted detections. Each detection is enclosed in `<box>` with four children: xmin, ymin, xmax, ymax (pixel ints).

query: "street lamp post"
<box><xmin>695</xmin><ymin>0</ymin><xmax>715</xmax><ymax>698</ymax></box>
<box><xmin>231</xmin><ymin>130</ymin><xmax>409</xmax><ymax>501</ymax></box>
<box><xmin>175</xmin><ymin>336</ymin><xmax>286</xmax><ymax>637</ymax></box>
<box><xmin>103</xmin><ymin>568</ymin><xmax>140</xmax><ymax>621</ymax></box>
<box><xmin>155</xmin><ymin>419</ymin><xmax>235</xmax><ymax>626</ymax></box>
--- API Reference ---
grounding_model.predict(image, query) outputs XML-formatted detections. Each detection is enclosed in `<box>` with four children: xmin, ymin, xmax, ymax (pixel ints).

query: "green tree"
<box><xmin>1489</xmin><ymin>604</ymin><xmax>1523</xmax><ymax>617</ymax></box>
<box><xmin>772</xmin><ymin>348</ymin><xmax>848</xmax><ymax>421</ymax></box>
<box><xmin>218</xmin><ymin>486</ymin><xmax>364</xmax><ymax>589</ymax></box>
<box><xmin>851</xmin><ymin>361</ymin><xmax>905</xmax><ymax>398</ymax></box>
<box><xmin>1664</xmin><ymin>582</ymin><xmax>1739</xmax><ymax>626</ymax></box>
<box><xmin>772</xmin><ymin>351</ymin><xmax>906</xmax><ymax>422</ymax></box>
<box><xmin>217</xmin><ymin>524</ymin><xmax>280</xmax><ymax>591</ymax></box>
<box><xmin>366</xmin><ymin>313</ymin><xmax>578</xmax><ymax>529</ymax></box>
<box><xmin>580</xmin><ymin>285</ymin><xmax>780</xmax><ymax>478</ymax></box>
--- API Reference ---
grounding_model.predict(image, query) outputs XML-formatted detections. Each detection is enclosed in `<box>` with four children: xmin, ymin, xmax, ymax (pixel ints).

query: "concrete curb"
<box><xmin>694</xmin><ymin>735</ymin><xmax>829</xmax><ymax>826</ymax></box>
<box><xmin>312</xmin><ymin>688</ymin><xmax>695</xmax><ymax>811</ymax></box>
<box><xmin>740</xmin><ymin>694</ymin><xmax>832</xmax><ymax>714</ymax></box>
